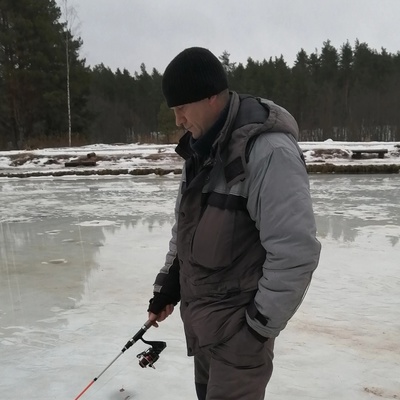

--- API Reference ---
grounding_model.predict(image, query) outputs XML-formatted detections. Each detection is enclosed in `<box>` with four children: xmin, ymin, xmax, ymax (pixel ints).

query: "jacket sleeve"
<box><xmin>245</xmin><ymin>133</ymin><xmax>321</xmax><ymax>338</ymax></box>
<box><xmin>150</xmin><ymin>167</ymin><xmax>185</xmax><ymax>312</ymax></box>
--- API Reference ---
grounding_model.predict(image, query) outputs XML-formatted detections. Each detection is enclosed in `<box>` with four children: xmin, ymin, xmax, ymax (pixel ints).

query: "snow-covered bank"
<box><xmin>0</xmin><ymin>141</ymin><xmax>399</xmax><ymax>178</ymax></box>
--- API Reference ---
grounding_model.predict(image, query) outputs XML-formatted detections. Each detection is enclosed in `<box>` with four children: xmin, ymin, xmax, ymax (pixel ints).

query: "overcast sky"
<box><xmin>59</xmin><ymin>0</ymin><xmax>400</xmax><ymax>75</ymax></box>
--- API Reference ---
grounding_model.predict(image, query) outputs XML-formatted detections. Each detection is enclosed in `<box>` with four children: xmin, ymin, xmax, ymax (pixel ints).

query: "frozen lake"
<box><xmin>1</xmin><ymin>174</ymin><xmax>399</xmax><ymax>399</ymax></box>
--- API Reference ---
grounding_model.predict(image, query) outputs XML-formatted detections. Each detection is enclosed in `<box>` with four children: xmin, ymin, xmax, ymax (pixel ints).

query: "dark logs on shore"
<box><xmin>306</xmin><ymin>164</ymin><xmax>400</xmax><ymax>174</ymax></box>
<box><xmin>0</xmin><ymin>165</ymin><xmax>399</xmax><ymax>179</ymax></box>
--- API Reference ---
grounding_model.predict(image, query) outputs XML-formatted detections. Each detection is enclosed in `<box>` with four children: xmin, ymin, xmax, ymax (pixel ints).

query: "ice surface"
<box><xmin>0</xmin><ymin>174</ymin><xmax>399</xmax><ymax>399</ymax></box>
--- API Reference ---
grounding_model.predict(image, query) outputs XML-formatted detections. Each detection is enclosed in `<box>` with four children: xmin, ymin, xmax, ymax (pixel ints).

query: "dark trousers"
<box><xmin>194</xmin><ymin>324</ymin><xmax>275</xmax><ymax>400</ymax></box>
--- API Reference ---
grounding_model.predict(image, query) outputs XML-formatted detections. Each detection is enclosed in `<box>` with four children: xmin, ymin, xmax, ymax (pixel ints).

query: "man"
<box><xmin>147</xmin><ymin>47</ymin><xmax>321</xmax><ymax>400</ymax></box>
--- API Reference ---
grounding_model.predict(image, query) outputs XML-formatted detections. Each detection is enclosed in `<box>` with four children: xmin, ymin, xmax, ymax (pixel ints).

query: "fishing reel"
<box><xmin>137</xmin><ymin>338</ymin><xmax>167</xmax><ymax>369</ymax></box>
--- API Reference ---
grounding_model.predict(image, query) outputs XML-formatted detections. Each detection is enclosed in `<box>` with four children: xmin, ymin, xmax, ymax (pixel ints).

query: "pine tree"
<box><xmin>338</xmin><ymin>41</ymin><xmax>353</xmax><ymax>139</ymax></box>
<box><xmin>0</xmin><ymin>0</ymin><xmax>89</xmax><ymax>149</ymax></box>
<box><xmin>291</xmin><ymin>49</ymin><xmax>311</xmax><ymax>134</ymax></box>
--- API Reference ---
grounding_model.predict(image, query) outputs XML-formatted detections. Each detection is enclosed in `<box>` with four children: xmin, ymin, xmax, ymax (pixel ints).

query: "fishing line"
<box><xmin>80</xmin><ymin>358</ymin><xmax>129</xmax><ymax>400</ymax></box>
<box><xmin>73</xmin><ymin>319</ymin><xmax>166</xmax><ymax>400</ymax></box>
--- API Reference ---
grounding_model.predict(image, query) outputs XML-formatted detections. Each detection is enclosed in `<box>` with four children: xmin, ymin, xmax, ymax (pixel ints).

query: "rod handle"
<box><xmin>122</xmin><ymin>319</ymin><xmax>153</xmax><ymax>352</ymax></box>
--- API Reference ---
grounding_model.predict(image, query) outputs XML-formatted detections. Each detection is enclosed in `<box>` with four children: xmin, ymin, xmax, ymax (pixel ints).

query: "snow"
<box><xmin>0</xmin><ymin>140</ymin><xmax>399</xmax><ymax>177</ymax></box>
<box><xmin>0</xmin><ymin>143</ymin><xmax>181</xmax><ymax>175</ymax></box>
<box><xmin>0</xmin><ymin>143</ymin><xmax>400</xmax><ymax>399</ymax></box>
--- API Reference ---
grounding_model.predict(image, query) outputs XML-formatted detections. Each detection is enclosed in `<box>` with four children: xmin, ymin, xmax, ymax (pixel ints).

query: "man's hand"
<box><xmin>148</xmin><ymin>304</ymin><xmax>175</xmax><ymax>327</ymax></box>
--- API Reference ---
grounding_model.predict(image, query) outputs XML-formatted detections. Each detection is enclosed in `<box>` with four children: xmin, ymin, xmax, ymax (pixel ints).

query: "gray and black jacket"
<box><xmin>151</xmin><ymin>91</ymin><xmax>321</xmax><ymax>355</ymax></box>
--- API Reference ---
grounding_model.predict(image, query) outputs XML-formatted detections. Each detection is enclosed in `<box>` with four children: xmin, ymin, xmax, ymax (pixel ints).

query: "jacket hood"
<box><xmin>232</xmin><ymin>94</ymin><xmax>299</xmax><ymax>141</ymax></box>
<box><xmin>257</xmin><ymin>97</ymin><xmax>299</xmax><ymax>141</ymax></box>
<box><xmin>218</xmin><ymin>93</ymin><xmax>301</xmax><ymax>187</ymax></box>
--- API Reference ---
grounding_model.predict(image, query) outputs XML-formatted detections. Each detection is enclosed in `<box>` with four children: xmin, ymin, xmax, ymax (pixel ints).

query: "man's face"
<box><xmin>172</xmin><ymin>97</ymin><xmax>216</xmax><ymax>139</ymax></box>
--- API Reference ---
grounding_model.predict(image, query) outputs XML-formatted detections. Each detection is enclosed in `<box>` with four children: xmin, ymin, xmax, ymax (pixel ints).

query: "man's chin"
<box><xmin>191</xmin><ymin>131</ymin><xmax>202</xmax><ymax>139</ymax></box>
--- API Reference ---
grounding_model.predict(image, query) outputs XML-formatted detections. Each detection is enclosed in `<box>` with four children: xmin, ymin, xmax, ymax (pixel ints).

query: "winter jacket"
<box><xmin>151</xmin><ymin>91</ymin><xmax>321</xmax><ymax>355</ymax></box>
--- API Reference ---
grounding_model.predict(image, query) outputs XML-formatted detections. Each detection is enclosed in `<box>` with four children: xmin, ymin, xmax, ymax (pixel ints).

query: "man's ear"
<box><xmin>207</xmin><ymin>94</ymin><xmax>218</xmax><ymax>105</ymax></box>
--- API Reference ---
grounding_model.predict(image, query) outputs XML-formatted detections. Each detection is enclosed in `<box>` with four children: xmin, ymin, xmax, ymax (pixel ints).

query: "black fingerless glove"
<box><xmin>246</xmin><ymin>301</ymin><xmax>269</xmax><ymax>342</ymax></box>
<box><xmin>148</xmin><ymin>292</ymin><xmax>177</xmax><ymax>315</ymax></box>
<box><xmin>246</xmin><ymin>324</ymin><xmax>269</xmax><ymax>343</ymax></box>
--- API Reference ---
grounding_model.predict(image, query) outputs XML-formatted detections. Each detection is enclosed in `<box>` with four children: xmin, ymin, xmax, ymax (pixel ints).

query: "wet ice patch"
<box><xmin>316</xmin><ymin>203</ymin><xmax>391</xmax><ymax>221</ymax></box>
<box><xmin>356</xmin><ymin>224</ymin><xmax>400</xmax><ymax>246</ymax></box>
<box><xmin>356</xmin><ymin>224</ymin><xmax>400</xmax><ymax>236</ymax></box>
<box><xmin>75</xmin><ymin>220</ymin><xmax>117</xmax><ymax>227</ymax></box>
<box><xmin>42</xmin><ymin>259</ymin><xmax>68</xmax><ymax>264</ymax></box>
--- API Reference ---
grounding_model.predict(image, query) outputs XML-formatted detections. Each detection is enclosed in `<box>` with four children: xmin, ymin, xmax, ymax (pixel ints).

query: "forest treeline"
<box><xmin>1</xmin><ymin>0</ymin><xmax>399</xmax><ymax>150</ymax></box>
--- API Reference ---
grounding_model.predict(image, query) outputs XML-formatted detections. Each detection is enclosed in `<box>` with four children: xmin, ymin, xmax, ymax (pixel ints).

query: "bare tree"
<box><xmin>60</xmin><ymin>0</ymin><xmax>79</xmax><ymax>146</ymax></box>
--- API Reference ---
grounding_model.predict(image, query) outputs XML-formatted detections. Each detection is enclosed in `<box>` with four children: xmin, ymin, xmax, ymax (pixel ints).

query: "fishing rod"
<box><xmin>74</xmin><ymin>319</ymin><xmax>167</xmax><ymax>400</ymax></box>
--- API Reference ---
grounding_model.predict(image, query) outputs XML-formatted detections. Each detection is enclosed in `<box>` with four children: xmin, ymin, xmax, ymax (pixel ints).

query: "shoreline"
<box><xmin>0</xmin><ymin>164</ymin><xmax>399</xmax><ymax>179</ymax></box>
<box><xmin>306</xmin><ymin>163</ymin><xmax>400</xmax><ymax>174</ymax></box>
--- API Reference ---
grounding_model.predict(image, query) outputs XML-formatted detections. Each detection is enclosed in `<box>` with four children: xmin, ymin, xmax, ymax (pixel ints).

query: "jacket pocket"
<box><xmin>191</xmin><ymin>206</ymin><xmax>235</xmax><ymax>268</ymax></box>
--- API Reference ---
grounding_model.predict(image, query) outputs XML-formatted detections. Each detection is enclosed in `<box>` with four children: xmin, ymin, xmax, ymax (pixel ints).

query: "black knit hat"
<box><xmin>162</xmin><ymin>47</ymin><xmax>228</xmax><ymax>107</ymax></box>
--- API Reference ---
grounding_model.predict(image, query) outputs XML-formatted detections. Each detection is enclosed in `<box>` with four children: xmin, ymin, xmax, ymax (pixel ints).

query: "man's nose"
<box><xmin>174</xmin><ymin>110</ymin><xmax>186</xmax><ymax>127</ymax></box>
